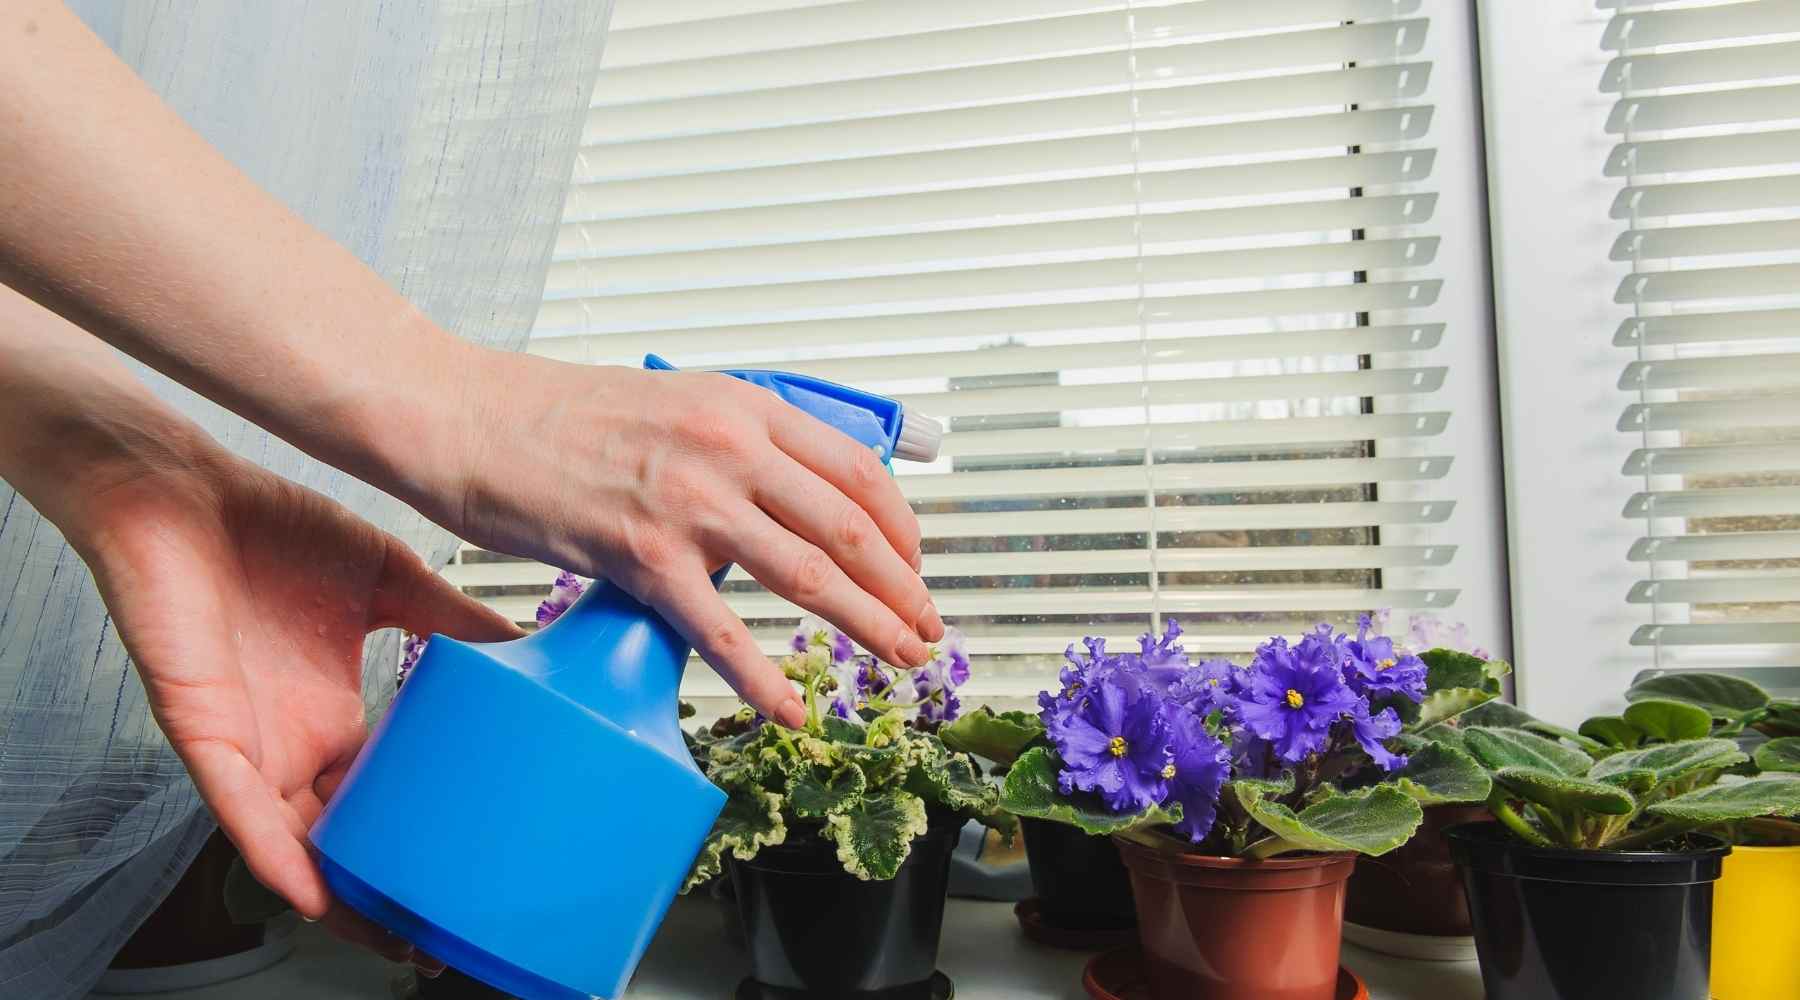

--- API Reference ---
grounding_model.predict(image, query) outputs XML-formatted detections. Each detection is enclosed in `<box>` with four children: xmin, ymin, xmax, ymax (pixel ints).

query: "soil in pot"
<box><xmin>1115</xmin><ymin>834</ymin><xmax>1355</xmax><ymax>1000</ymax></box>
<box><xmin>1709</xmin><ymin>844</ymin><xmax>1800</xmax><ymax>1000</ymax></box>
<box><xmin>1343</xmin><ymin>804</ymin><xmax>1488</xmax><ymax>937</ymax></box>
<box><xmin>1020</xmin><ymin>817</ymin><xmax>1136</xmax><ymax>931</ymax></box>
<box><xmin>730</xmin><ymin>813</ymin><xmax>962</xmax><ymax>997</ymax></box>
<box><xmin>108</xmin><ymin>828</ymin><xmax>265</xmax><ymax>970</ymax></box>
<box><xmin>1446</xmin><ymin>821</ymin><xmax>1728</xmax><ymax>1000</ymax></box>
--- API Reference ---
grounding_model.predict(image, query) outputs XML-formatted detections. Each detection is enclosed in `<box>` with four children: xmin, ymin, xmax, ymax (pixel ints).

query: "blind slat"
<box><xmin>1630</xmin><ymin>530</ymin><xmax>1800</xmax><ymax>563</ymax></box>
<box><xmin>1602</xmin><ymin>40</ymin><xmax>1800</xmax><ymax>92</ymax></box>
<box><xmin>1606</xmin><ymin>130</ymin><xmax>1800</xmax><ymax>177</ymax></box>
<box><xmin>1629</xmin><ymin>575</ymin><xmax>1800</xmax><ymax>606</ymax></box>
<box><xmin>1632</xmin><ymin>623</ymin><xmax>1800</xmax><ymax>648</ymax></box>
<box><xmin>1606</xmin><ymin>83</ymin><xmax>1800</xmax><ymax>135</ymax></box>
<box><xmin>1610</xmin><ymin>175</ymin><xmax>1800</xmax><ymax>220</ymax></box>
<box><xmin>940</xmin><ymin>412</ymin><xmax>1450</xmax><ymax>459</ymax></box>
<box><xmin>1614</xmin><ymin>307</ymin><xmax>1800</xmax><ymax>349</ymax></box>
<box><xmin>1611</xmin><ymin>220</ymin><xmax>1800</xmax><ymax>262</ymax></box>
<box><xmin>1621</xmin><ymin>352</ymin><xmax>1800</xmax><ymax>392</ymax></box>
<box><xmin>1625</xmin><ymin>486</ymin><xmax>1800</xmax><ymax>520</ymax></box>
<box><xmin>1601</xmin><ymin>2</ymin><xmax>1800</xmax><ymax>52</ymax></box>
<box><xmin>1620</xmin><ymin>397</ymin><xmax>1800</xmax><ymax>433</ymax></box>
<box><xmin>1623</xmin><ymin>442</ymin><xmax>1800</xmax><ymax>477</ymax></box>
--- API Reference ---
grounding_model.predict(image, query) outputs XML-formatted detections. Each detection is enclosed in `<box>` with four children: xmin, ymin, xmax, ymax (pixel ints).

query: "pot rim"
<box><xmin>1446</xmin><ymin>821</ymin><xmax>1730</xmax><ymax>886</ymax></box>
<box><xmin>1112</xmin><ymin>834</ymin><xmax>1356</xmax><ymax>890</ymax></box>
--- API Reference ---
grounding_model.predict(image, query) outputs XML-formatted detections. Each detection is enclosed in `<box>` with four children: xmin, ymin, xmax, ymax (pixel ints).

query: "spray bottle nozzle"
<box><xmin>644</xmin><ymin>354</ymin><xmax>941</xmax><ymax>465</ymax></box>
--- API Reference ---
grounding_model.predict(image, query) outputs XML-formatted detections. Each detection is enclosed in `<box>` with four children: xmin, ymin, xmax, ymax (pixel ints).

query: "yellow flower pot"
<box><xmin>1711</xmin><ymin>845</ymin><xmax>1800</xmax><ymax>1000</ymax></box>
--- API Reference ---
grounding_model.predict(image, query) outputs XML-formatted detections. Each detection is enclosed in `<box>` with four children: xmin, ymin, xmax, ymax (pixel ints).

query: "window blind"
<box><xmin>448</xmin><ymin>0</ymin><xmax>1465</xmax><ymax>713</ymax></box>
<box><xmin>1604</xmin><ymin>0</ymin><xmax>1800</xmax><ymax>674</ymax></box>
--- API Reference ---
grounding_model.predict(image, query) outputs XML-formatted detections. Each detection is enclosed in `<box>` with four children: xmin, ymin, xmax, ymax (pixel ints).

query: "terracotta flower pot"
<box><xmin>1115</xmin><ymin>835</ymin><xmax>1356</xmax><ymax>1000</ymax></box>
<box><xmin>1344</xmin><ymin>804</ymin><xmax>1488</xmax><ymax>937</ymax></box>
<box><xmin>1021</xmin><ymin>817</ymin><xmax>1136</xmax><ymax>931</ymax></box>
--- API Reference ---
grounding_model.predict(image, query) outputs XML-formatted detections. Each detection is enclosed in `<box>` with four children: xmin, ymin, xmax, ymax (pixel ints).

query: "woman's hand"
<box><xmin>440</xmin><ymin>351</ymin><xmax>942</xmax><ymax>729</ymax></box>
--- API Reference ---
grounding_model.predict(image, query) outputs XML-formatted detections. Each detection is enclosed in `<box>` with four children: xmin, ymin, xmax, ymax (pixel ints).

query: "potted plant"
<box><xmin>1444</xmin><ymin>716</ymin><xmax>1800</xmax><ymax>1000</ymax></box>
<box><xmin>683</xmin><ymin>618</ymin><xmax>1010</xmax><ymax>998</ymax></box>
<box><xmin>1000</xmin><ymin>619</ymin><xmax>1490</xmax><ymax>1000</ymax></box>
<box><xmin>1339</xmin><ymin>617</ymin><xmax>1509</xmax><ymax>959</ymax></box>
<box><xmin>1613</xmin><ymin>671</ymin><xmax>1800</xmax><ymax>1000</ymax></box>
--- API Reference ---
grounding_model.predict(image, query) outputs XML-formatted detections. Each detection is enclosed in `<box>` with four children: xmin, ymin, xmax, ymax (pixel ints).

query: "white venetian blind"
<box><xmin>1602</xmin><ymin>0</ymin><xmax>1800</xmax><ymax>677</ymax></box>
<box><xmin>449</xmin><ymin>0</ymin><xmax>1465</xmax><ymax>710</ymax></box>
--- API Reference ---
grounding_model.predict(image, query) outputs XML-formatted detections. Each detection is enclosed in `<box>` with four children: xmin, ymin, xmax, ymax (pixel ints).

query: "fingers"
<box><xmin>371</xmin><ymin>536</ymin><xmax>525</xmax><ymax>642</ymax></box>
<box><xmin>728</xmin><ymin>503</ymin><xmax>932</xmax><ymax>670</ymax></box>
<box><xmin>766</xmin><ymin>403</ymin><xmax>924</xmax><ymax>575</ymax></box>
<box><xmin>649</xmin><ymin>560</ymin><xmax>803</xmax><ymax>728</ymax></box>
<box><xmin>751</xmin><ymin>453</ymin><xmax>940</xmax><ymax>647</ymax></box>
<box><xmin>177</xmin><ymin>738</ymin><xmax>333</xmax><ymax>920</ymax></box>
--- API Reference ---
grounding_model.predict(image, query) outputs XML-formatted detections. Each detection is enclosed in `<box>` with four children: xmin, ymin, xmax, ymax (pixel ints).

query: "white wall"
<box><xmin>1475</xmin><ymin>0</ymin><xmax>1650</xmax><ymax>723</ymax></box>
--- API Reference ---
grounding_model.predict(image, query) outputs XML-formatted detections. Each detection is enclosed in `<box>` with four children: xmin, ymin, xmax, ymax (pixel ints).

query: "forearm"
<box><xmin>0</xmin><ymin>1</ymin><xmax>476</xmax><ymax>517</ymax></box>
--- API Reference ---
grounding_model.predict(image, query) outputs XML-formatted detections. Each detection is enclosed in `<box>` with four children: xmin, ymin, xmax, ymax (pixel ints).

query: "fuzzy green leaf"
<box><xmin>1521</xmin><ymin>721</ymin><xmax>1609</xmax><ymax>756</ymax></box>
<box><xmin>821</xmin><ymin>715</ymin><xmax>869</xmax><ymax>745</ymax></box>
<box><xmin>1464</xmin><ymin>727</ymin><xmax>1594</xmax><ymax>776</ymax></box>
<box><xmin>1458</xmin><ymin>701</ymin><xmax>1539</xmax><ymax>729</ymax></box>
<box><xmin>789</xmin><ymin>763</ymin><xmax>867</xmax><ymax>818</ymax></box>
<box><xmin>1579</xmin><ymin>716</ymin><xmax>1645</xmax><ymax>749</ymax></box>
<box><xmin>1420</xmin><ymin>648</ymin><xmax>1507</xmax><ymax>694</ymax></box>
<box><xmin>1588</xmin><ymin>738</ymin><xmax>1747</xmax><ymax>789</ymax></box>
<box><xmin>684</xmin><ymin>784</ymin><xmax>787</xmax><ymax>892</ymax></box>
<box><xmin>1220</xmin><ymin>773</ymin><xmax>1297</xmax><ymax>814</ymax></box>
<box><xmin>822</xmin><ymin>788</ymin><xmax>931</xmax><ymax>881</ymax></box>
<box><xmin>939</xmin><ymin>707</ymin><xmax>1043</xmax><ymax>766</ymax></box>
<box><xmin>1758</xmin><ymin>700</ymin><xmax>1800</xmax><ymax>738</ymax></box>
<box><xmin>1622</xmin><ymin>699</ymin><xmax>1715</xmax><ymax>743</ymax></box>
<box><xmin>1413</xmin><ymin>723</ymin><xmax>1470</xmax><ymax>754</ymax></box>
<box><xmin>1627</xmin><ymin>673</ymin><xmax>1771</xmax><ymax>718</ymax></box>
<box><xmin>1646</xmin><ymin>776</ymin><xmax>1800</xmax><ymax>825</ymax></box>
<box><xmin>1414</xmin><ymin>687</ymin><xmax>1501</xmax><ymax>729</ymax></box>
<box><xmin>1245</xmin><ymin>785</ymin><xmax>1424</xmax><ymax>858</ymax></box>
<box><xmin>1392</xmin><ymin>742</ymin><xmax>1492</xmax><ymax>805</ymax></box>
<box><xmin>1495</xmin><ymin>766</ymin><xmax>1635</xmax><ymax>816</ymax></box>
<box><xmin>1753</xmin><ymin>738</ymin><xmax>1800</xmax><ymax>774</ymax></box>
<box><xmin>1001</xmin><ymin>747</ymin><xmax>1181</xmax><ymax>835</ymax></box>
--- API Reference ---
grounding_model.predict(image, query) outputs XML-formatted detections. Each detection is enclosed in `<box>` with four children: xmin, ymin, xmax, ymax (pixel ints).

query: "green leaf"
<box><xmin>1589</xmin><ymin>738</ymin><xmax>1747</xmax><ymax>789</ymax></box>
<box><xmin>1419</xmin><ymin>648</ymin><xmax>1505</xmax><ymax>694</ymax></box>
<box><xmin>821</xmin><ymin>715</ymin><xmax>869</xmax><ymax>745</ymax></box>
<box><xmin>1459</xmin><ymin>701</ymin><xmax>1540</xmax><ymax>729</ymax></box>
<box><xmin>1494</xmin><ymin>766</ymin><xmax>1635</xmax><ymax>816</ymax></box>
<box><xmin>1000</xmin><ymin>747</ymin><xmax>1181</xmax><ymax>835</ymax></box>
<box><xmin>822</xmin><ymin>788</ymin><xmax>931</xmax><ymax>881</ymax></box>
<box><xmin>1757</xmin><ymin>700</ymin><xmax>1800</xmax><ymax>738</ymax></box>
<box><xmin>939</xmin><ymin>707</ymin><xmax>1043</xmax><ymax>766</ymax></box>
<box><xmin>684</xmin><ymin>783</ymin><xmax>787</xmax><ymax>891</ymax></box>
<box><xmin>1521</xmin><ymin>720</ymin><xmax>1609</xmax><ymax>756</ymax></box>
<box><xmin>1392</xmin><ymin>743</ymin><xmax>1492</xmax><ymax>805</ymax></box>
<box><xmin>1463</xmin><ymin>727</ymin><xmax>1595</xmax><ymax>776</ymax></box>
<box><xmin>1646</xmin><ymin>776</ymin><xmax>1800</xmax><ymax>825</ymax></box>
<box><xmin>1413</xmin><ymin>687</ymin><xmax>1500</xmax><ymax>729</ymax></box>
<box><xmin>1622</xmin><ymin>699</ymin><xmax>1715</xmax><ymax>743</ymax></box>
<box><xmin>789</xmin><ymin>762</ymin><xmax>866</xmax><ymax>818</ymax></box>
<box><xmin>1245</xmin><ymin>785</ymin><xmax>1424</xmax><ymax>858</ymax></box>
<box><xmin>1754</xmin><ymin>737</ymin><xmax>1800</xmax><ymax>774</ymax></box>
<box><xmin>1414</xmin><ymin>723</ymin><xmax>1470</xmax><ymax>754</ymax></box>
<box><xmin>1627</xmin><ymin>672</ymin><xmax>1771</xmax><ymax>718</ymax></box>
<box><xmin>1578</xmin><ymin>715</ymin><xmax>1644</xmax><ymax>749</ymax></box>
<box><xmin>223</xmin><ymin>855</ymin><xmax>291</xmax><ymax>925</ymax></box>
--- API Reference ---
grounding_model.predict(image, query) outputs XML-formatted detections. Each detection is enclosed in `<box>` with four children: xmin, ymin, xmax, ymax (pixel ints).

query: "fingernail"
<box><xmin>910</xmin><ymin>548</ymin><xmax>923</xmax><ymax>573</ymax></box>
<box><xmin>917</xmin><ymin>603</ymin><xmax>944</xmax><ymax>642</ymax></box>
<box><xmin>419</xmin><ymin>966</ymin><xmax>444</xmax><ymax>980</ymax></box>
<box><xmin>301</xmin><ymin>914</ymin><xmax>319</xmax><ymax>924</ymax></box>
<box><xmin>775</xmin><ymin>698</ymin><xmax>806</xmax><ymax>729</ymax></box>
<box><xmin>898</xmin><ymin>632</ymin><xmax>930</xmax><ymax>668</ymax></box>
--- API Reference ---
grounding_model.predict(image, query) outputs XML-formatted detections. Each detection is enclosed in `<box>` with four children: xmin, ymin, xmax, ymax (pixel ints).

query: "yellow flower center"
<box><xmin>1379</xmin><ymin>658</ymin><xmax>1397</xmax><ymax>670</ymax></box>
<box><xmin>1108</xmin><ymin>736</ymin><xmax>1129</xmax><ymax>757</ymax></box>
<box><xmin>1161</xmin><ymin>763</ymin><xmax>1177</xmax><ymax>780</ymax></box>
<box><xmin>1207</xmin><ymin>678</ymin><xmax>1220</xmax><ymax>687</ymax></box>
<box><xmin>1285</xmin><ymin>688</ymin><xmax>1306</xmax><ymax>709</ymax></box>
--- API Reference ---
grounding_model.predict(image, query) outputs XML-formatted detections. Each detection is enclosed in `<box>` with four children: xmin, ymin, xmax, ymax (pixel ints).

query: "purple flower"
<box><xmin>536</xmin><ymin>571</ymin><xmax>587</xmax><ymax>627</ymax></box>
<box><xmin>913</xmin><ymin>627</ymin><xmax>970</xmax><ymax>723</ymax></box>
<box><xmin>1342</xmin><ymin>614</ymin><xmax>1427</xmax><ymax>703</ymax></box>
<box><xmin>396</xmin><ymin>632</ymin><xmax>427</xmax><ymax>686</ymax></box>
<box><xmin>1237</xmin><ymin>630</ymin><xmax>1360</xmax><ymax>763</ymax></box>
<box><xmin>1051</xmin><ymin>670</ymin><xmax>1174</xmax><ymax>813</ymax></box>
<box><xmin>1350</xmin><ymin>703</ymin><xmax>1408</xmax><ymax>772</ymax></box>
<box><xmin>1169</xmin><ymin>657</ymin><xmax>1242</xmax><ymax>716</ymax></box>
<box><xmin>1136</xmin><ymin>619</ymin><xmax>1192</xmax><ymax>689</ymax></box>
<box><xmin>793</xmin><ymin>616</ymin><xmax>866</xmax><ymax>717</ymax></box>
<box><xmin>1166</xmin><ymin>707</ymin><xmax>1231</xmax><ymax>842</ymax></box>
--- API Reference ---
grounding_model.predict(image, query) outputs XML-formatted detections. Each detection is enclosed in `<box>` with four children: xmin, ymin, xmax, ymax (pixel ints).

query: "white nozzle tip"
<box><xmin>893</xmin><ymin>408</ymin><xmax>943</xmax><ymax>463</ymax></box>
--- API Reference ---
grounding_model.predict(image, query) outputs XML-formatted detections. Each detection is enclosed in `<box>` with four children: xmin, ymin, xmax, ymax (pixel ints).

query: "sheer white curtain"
<box><xmin>0</xmin><ymin>3</ymin><xmax>611</xmax><ymax>995</ymax></box>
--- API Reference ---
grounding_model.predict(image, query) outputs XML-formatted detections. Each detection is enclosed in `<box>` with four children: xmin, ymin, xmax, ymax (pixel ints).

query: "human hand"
<box><xmin>72</xmin><ymin>437</ymin><xmax>521</xmax><ymax>970</ymax></box>
<box><xmin>434</xmin><ymin>351</ymin><xmax>942</xmax><ymax>728</ymax></box>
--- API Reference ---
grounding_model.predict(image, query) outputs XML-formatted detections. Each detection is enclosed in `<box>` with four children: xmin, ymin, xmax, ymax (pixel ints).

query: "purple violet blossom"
<box><xmin>536</xmin><ymin>571</ymin><xmax>587</xmax><ymax>627</ymax></box>
<box><xmin>793</xmin><ymin>616</ymin><xmax>864</xmax><ymax>718</ymax></box>
<box><xmin>1342</xmin><ymin>614</ymin><xmax>1428</xmax><ymax>703</ymax></box>
<box><xmin>1169</xmin><ymin>657</ymin><xmax>1242</xmax><ymax>716</ymax></box>
<box><xmin>1236</xmin><ymin>628</ymin><xmax>1360</xmax><ymax>764</ymax></box>
<box><xmin>1050</xmin><ymin>669</ymin><xmax>1175</xmax><ymax>813</ymax></box>
<box><xmin>1166</xmin><ymin>707</ymin><xmax>1231</xmax><ymax>842</ymax></box>
<box><xmin>913</xmin><ymin>626</ymin><xmax>970</xmax><ymax>723</ymax></box>
<box><xmin>1136</xmin><ymin>619</ymin><xmax>1192</xmax><ymax>690</ymax></box>
<box><xmin>1350</xmin><ymin>702</ymin><xmax>1409</xmax><ymax>772</ymax></box>
<box><xmin>396</xmin><ymin>632</ymin><xmax>427</xmax><ymax>687</ymax></box>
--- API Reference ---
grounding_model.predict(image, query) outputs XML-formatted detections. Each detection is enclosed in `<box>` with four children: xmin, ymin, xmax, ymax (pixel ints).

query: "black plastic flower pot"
<box><xmin>730</xmin><ymin>814</ymin><xmax>961</xmax><ymax>998</ymax></box>
<box><xmin>416</xmin><ymin>967</ymin><xmax>514</xmax><ymax>999</ymax></box>
<box><xmin>1020</xmin><ymin>817</ymin><xmax>1136</xmax><ymax>931</ymax></box>
<box><xmin>1446</xmin><ymin>821</ymin><xmax>1729</xmax><ymax>1000</ymax></box>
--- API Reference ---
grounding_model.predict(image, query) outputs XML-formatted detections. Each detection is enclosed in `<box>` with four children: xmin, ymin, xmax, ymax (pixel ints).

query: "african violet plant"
<box><xmin>951</xmin><ymin>617</ymin><xmax>1505</xmax><ymax>859</ymax></box>
<box><xmin>682</xmin><ymin>618</ymin><xmax>1006</xmax><ymax>888</ymax></box>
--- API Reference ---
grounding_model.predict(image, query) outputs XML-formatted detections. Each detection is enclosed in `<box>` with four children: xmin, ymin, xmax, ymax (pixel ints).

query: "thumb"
<box><xmin>371</xmin><ymin>537</ymin><xmax>525</xmax><ymax>643</ymax></box>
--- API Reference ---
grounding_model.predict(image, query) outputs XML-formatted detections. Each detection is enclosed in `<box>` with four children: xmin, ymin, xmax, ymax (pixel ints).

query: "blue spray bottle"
<box><xmin>309</xmin><ymin>356</ymin><xmax>943</xmax><ymax>1000</ymax></box>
